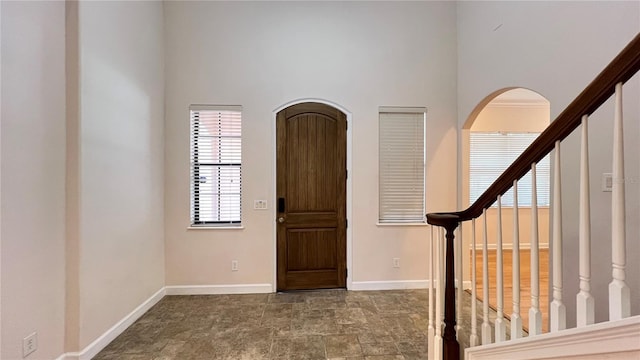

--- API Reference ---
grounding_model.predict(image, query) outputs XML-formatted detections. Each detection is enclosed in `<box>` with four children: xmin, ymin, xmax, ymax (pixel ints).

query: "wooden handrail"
<box><xmin>426</xmin><ymin>33</ymin><xmax>640</xmax><ymax>360</ymax></box>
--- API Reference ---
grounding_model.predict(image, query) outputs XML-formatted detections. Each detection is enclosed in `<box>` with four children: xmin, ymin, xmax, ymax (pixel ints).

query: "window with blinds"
<box><xmin>190</xmin><ymin>105</ymin><xmax>242</xmax><ymax>226</ymax></box>
<box><xmin>379</xmin><ymin>107</ymin><xmax>426</xmax><ymax>223</ymax></box>
<box><xmin>469</xmin><ymin>132</ymin><xmax>550</xmax><ymax>207</ymax></box>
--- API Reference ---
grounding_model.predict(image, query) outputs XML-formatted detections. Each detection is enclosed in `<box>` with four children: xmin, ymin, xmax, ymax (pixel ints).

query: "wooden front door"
<box><xmin>276</xmin><ymin>102</ymin><xmax>347</xmax><ymax>291</ymax></box>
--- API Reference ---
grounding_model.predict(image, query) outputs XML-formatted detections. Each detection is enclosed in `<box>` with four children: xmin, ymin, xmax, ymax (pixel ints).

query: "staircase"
<box><xmin>426</xmin><ymin>33</ymin><xmax>640</xmax><ymax>360</ymax></box>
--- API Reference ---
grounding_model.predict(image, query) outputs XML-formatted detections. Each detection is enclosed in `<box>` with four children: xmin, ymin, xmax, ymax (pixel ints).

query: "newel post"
<box><xmin>427</xmin><ymin>213</ymin><xmax>461</xmax><ymax>360</ymax></box>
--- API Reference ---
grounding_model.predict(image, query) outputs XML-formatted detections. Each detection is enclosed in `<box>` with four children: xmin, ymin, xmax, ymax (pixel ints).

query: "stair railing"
<box><xmin>426</xmin><ymin>33</ymin><xmax>640</xmax><ymax>360</ymax></box>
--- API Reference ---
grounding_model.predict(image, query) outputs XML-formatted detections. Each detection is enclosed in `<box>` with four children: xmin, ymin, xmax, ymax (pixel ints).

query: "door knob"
<box><xmin>278</xmin><ymin>217</ymin><xmax>285</xmax><ymax>223</ymax></box>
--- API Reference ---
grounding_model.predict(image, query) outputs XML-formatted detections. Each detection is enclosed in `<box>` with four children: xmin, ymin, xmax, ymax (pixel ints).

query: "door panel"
<box><xmin>277</xmin><ymin>103</ymin><xmax>346</xmax><ymax>291</ymax></box>
<box><xmin>287</xmin><ymin>228</ymin><xmax>337</xmax><ymax>270</ymax></box>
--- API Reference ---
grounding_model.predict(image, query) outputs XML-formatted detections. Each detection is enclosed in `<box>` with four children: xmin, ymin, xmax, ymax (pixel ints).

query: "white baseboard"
<box><xmin>351</xmin><ymin>280</ymin><xmax>429</xmax><ymax>291</ymax></box>
<box><xmin>351</xmin><ymin>280</ymin><xmax>472</xmax><ymax>291</ymax></box>
<box><xmin>472</xmin><ymin>242</ymin><xmax>549</xmax><ymax>250</ymax></box>
<box><xmin>56</xmin><ymin>283</ymin><xmax>273</xmax><ymax>359</ymax></box>
<box><xmin>57</xmin><ymin>287</ymin><xmax>166</xmax><ymax>360</ymax></box>
<box><xmin>55</xmin><ymin>354</ymin><xmax>76</xmax><ymax>360</ymax></box>
<box><xmin>466</xmin><ymin>315</ymin><xmax>640</xmax><ymax>360</ymax></box>
<box><xmin>165</xmin><ymin>283</ymin><xmax>273</xmax><ymax>295</ymax></box>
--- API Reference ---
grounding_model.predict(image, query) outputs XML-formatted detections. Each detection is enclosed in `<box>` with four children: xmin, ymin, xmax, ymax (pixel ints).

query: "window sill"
<box><xmin>482</xmin><ymin>205</ymin><xmax>550</xmax><ymax>209</ymax></box>
<box><xmin>377</xmin><ymin>222</ymin><xmax>428</xmax><ymax>227</ymax></box>
<box><xmin>188</xmin><ymin>225</ymin><xmax>245</xmax><ymax>230</ymax></box>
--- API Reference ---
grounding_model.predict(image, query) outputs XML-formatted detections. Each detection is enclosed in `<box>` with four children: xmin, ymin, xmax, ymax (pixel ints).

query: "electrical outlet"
<box><xmin>231</xmin><ymin>260</ymin><xmax>239</xmax><ymax>271</ymax></box>
<box><xmin>393</xmin><ymin>258</ymin><xmax>400</xmax><ymax>268</ymax></box>
<box><xmin>23</xmin><ymin>332</ymin><xmax>37</xmax><ymax>357</ymax></box>
<box><xmin>254</xmin><ymin>200</ymin><xmax>268</xmax><ymax>210</ymax></box>
<box><xmin>602</xmin><ymin>173</ymin><xmax>613</xmax><ymax>192</ymax></box>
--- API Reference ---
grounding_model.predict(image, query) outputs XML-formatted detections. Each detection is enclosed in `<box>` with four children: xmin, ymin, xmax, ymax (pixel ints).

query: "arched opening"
<box><xmin>462</xmin><ymin>88</ymin><xmax>552</xmax><ymax>333</ymax></box>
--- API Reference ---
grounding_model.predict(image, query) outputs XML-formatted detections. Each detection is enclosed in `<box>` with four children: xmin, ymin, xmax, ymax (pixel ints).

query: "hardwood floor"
<box><xmin>471</xmin><ymin>248</ymin><xmax>550</xmax><ymax>333</ymax></box>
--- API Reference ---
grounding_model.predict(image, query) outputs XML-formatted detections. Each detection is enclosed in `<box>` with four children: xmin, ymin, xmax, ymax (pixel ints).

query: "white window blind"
<box><xmin>469</xmin><ymin>132</ymin><xmax>550</xmax><ymax>207</ymax></box>
<box><xmin>379</xmin><ymin>107</ymin><xmax>426</xmax><ymax>223</ymax></box>
<box><xmin>190</xmin><ymin>105</ymin><xmax>242</xmax><ymax>225</ymax></box>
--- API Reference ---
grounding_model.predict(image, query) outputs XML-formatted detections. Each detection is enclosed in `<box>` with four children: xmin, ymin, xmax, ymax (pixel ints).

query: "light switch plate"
<box><xmin>254</xmin><ymin>200</ymin><xmax>268</xmax><ymax>210</ymax></box>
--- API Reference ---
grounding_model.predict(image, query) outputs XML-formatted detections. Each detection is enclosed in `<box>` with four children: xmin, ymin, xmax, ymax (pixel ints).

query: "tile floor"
<box><xmin>94</xmin><ymin>289</ymin><xmax>494</xmax><ymax>360</ymax></box>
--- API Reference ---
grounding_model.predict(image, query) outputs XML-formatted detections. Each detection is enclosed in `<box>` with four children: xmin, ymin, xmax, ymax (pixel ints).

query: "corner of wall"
<box><xmin>64</xmin><ymin>0</ymin><xmax>81</xmax><ymax>353</ymax></box>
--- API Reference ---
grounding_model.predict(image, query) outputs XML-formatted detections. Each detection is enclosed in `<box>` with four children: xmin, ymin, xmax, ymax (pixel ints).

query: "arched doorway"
<box><xmin>462</xmin><ymin>88</ymin><xmax>551</xmax><ymax>333</ymax></box>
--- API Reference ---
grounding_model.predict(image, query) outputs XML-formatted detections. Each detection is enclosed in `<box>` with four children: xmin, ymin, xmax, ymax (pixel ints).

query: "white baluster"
<box><xmin>551</xmin><ymin>141</ymin><xmax>566</xmax><ymax>332</ymax></box>
<box><xmin>481</xmin><ymin>209</ymin><xmax>492</xmax><ymax>344</ymax></box>
<box><xmin>529</xmin><ymin>163</ymin><xmax>543</xmax><ymax>335</ymax></box>
<box><xmin>470</xmin><ymin>219</ymin><xmax>479</xmax><ymax>347</ymax></box>
<box><xmin>495</xmin><ymin>196</ymin><xmax>506</xmax><ymax>342</ymax></box>
<box><xmin>577</xmin><ymin>115</ymin><xmax>595</xmax><ymax>327</ymax></box>
<box><xmin>434</xmin><ymin>227</ymin><xmax>443</xmax><ymax>359</ymax></box>
<box><xmin>440</xmin><ymin>228</ymin><xmax>446</xmax><ymax>323</ymax></box>
<box><xmin>456</xmin><ymin>224</ymin><xmax>463</xmax><ymax>338</ymax></box>
<box><xmin>610</xmin><ymin>82</ymin><xmax>630</xmax><ymax>320</ymax></box>
<box><xmin>511</xmin><ymin>180</ymin><xmax>523</xmax><ymax>339</ymax></box>
<box><xmin>428</xmin><ymin>226</ymin><xmax>435</xmax><ymax>359</ymax></box>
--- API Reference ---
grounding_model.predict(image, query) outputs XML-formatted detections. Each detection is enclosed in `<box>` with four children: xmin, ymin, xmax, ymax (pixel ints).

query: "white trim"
<box><xmin>351</xmin><ymin>280</ymin><xmax>472</xmax><ymax>291</ymax></box>
<box><xmin>189</xmin><ymin>104</ymin><xmax>242</xmax><ymax>112</ymax></box>
<box><xmin>57</xmin><ymin>287</ymin><xmax>165</xmax><ymax>360</ymax></box>
<box><xmin>0</xmin><ymin>1</ymin><xmax>3</xmax><ymax>351</ymax></box>
<box><xmin>52</xmin><ymin>278</ymin><xmax>484</xmax><ymax>360</ymax></box>
<box><xmin>187</xmin><ymin>226</ymin><xmax>245</xmax><ymax>230</ymax></box>
<box><xmin>466</xmin><ymin>315</ymin><xmax>640</xmax><ymax>360</ymax></box>
<box><xmin>55</xmin><ymin>284</ymin><xmax>274</xmax><ymax>359</ymax></box>
<box><xmin>376</xmin><ymin>222</ymin><xmax>429</xmax><ymax>227</ymax></box>
<box><xmin>165</xmin><ymin>284</ymin><xmax>272</xmax><ymax>295</ymax></box>
<box><xmin>346</xmin><ymin>105</ymin><xmax>353</xmax><ymax>290</ymax></box>
<box><xmin>352</xmin><ymin>280</ymin><xmax>429</xmax><ymax>291</ymax></box>
<box><xmin>379</xmin><ymin>106</ymin><xmax>428</xmax><ymax>113</ymax></box>
<box><xmin>472</xmin><ymin>242</ymin><xmax>549</xmax><ymax>250</ymax></box>
<box><xmin>481</xmin><ymin>205</ymin><xmax>550</xmax><ymax>210</ymax></box>
<box><xmin>55</xmin><ymin>353</ymin><xmax>78</xmax><ymax>360</ymax></box>
<box><xmin>485</xmin><ymin>102</ymin><xmax>549</xmax><ymax>109</ymax></box>
<box><xmin>271</xmin><ymin>98</ymin><xmax>353</xmax><ymax>291</ymax></box>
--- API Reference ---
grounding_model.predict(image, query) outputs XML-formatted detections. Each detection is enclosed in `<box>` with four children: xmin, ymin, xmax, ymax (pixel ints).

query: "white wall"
<box><xmin>471</xmin><ymin>104</ymin><xmax>550</xmax><ymax>132</ymax></box>
<box><xmin>1</xmin><ymin>1</ymin><xmax>67</xmax><ymax>358</ymax></box>
<box><xmin>164</xmin><ymin>1</ymin><xmax>458</xmax><ymax>287</ymax></box>
<box><xmin>69</xmin><ymin>1</ymin><xmax>166</xmax><ymax>349</ymax></box>
<box><xmin>1</xmin><ymin>0</ymin><xmax>4</xmax><ymax>352</ymax></box>
<box><xmin>457</xmin><ymin>1</ymin><xmax>640</xmax><ymax>327</ymax></box>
